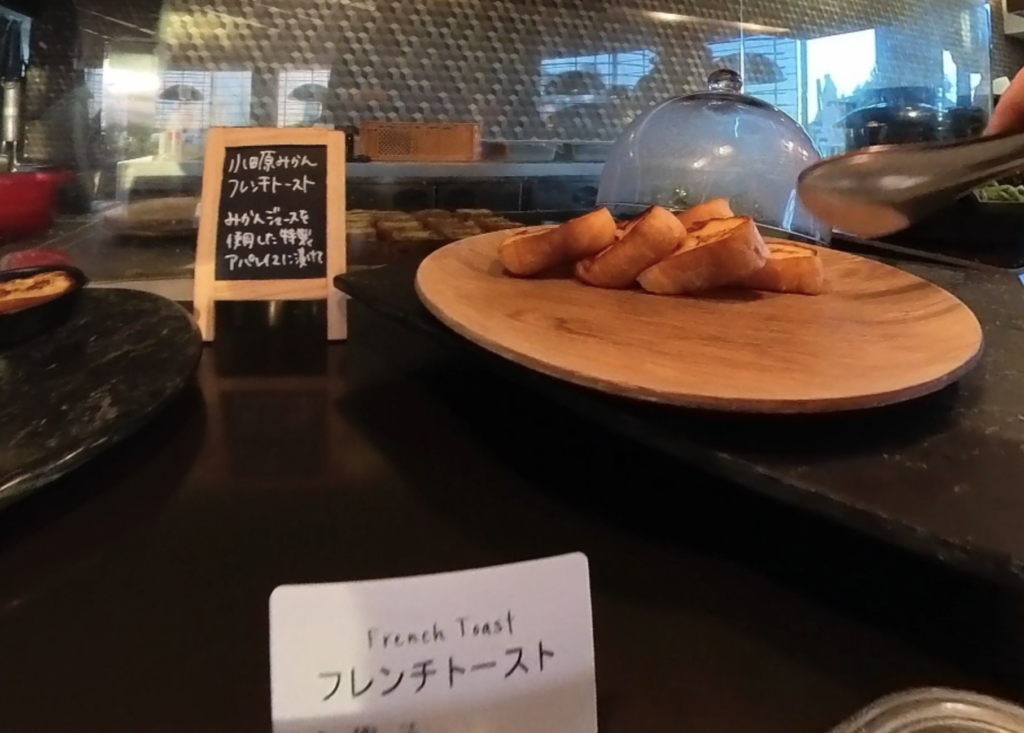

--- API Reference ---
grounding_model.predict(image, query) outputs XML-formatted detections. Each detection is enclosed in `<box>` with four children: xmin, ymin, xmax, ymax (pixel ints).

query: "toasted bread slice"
<box><xmin>498</xmin><ymin>227</ymin><xmax>563</xmax><ymax>277</ymax></box>
<box><xmin>497</xmin><ymin>209</ymin><xmax>617</xmax><ymax>277</ymax></box>
<box><xmin>613</xmin><ymin>215</ymin><xmax>642</xmax><ymax>242</ymax></box>
<box><xmin>559</xmin><ymin>208</ymin><xmax>619</xmax><ymax>260</ymax></box>
<box><xmin>737</xmin><ymin>238</ymin><xmax>828</xmax><ymax>296</ymax></box>
<box><xmin>675</xmin><ymin>198</ymin><xmax>735</xmax><ymax>229</ymax></box>
<box><xmin>680</xmin><ymin>217</ymin><xmax>742</xmax><ymax>250</ymax></box>
<box><xmin>637</xmin><ymin>216</ymin><xmax>768</xmax><ymax>295</ymax></box>
<box><xmin>575</xmin><ymin>206</ymin><xmax>685</xmax><ymax>289</ymax></box>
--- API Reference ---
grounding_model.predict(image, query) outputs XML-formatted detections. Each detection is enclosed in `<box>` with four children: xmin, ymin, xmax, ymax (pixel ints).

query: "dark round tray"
<box><xmin>0</xmin><ymin>288</ymin><xmax>202</xmax><ymax>509</ymax></box>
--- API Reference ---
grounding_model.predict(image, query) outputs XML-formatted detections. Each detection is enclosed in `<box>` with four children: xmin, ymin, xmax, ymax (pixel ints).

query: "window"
<box><xmin>942</xmin><ymin>50</ymin><xmax>960</xmax><ymax>106</ymax></box>
<box><xmin>803</xmin><ymin>29</ymin><xmax>877</xmax><ymax>155</ymax></box>
<box><xmin>538</xmin><ymin>50</ymin><xmax>654</xmax><ymax>122</ymax></box>
<box><xmin>540</xmin><ymin>51</ymin><xmax>655</xmax><ymax>94</ymax></box>
<box><xmin>277</xmin><ymin>68</ymin><xmax>331</xmax><ymax>128</ymax></box>
<box><xmin>210</xmin><ymin>70</ymin><xmax>252</xmax><ymax>128</ymax></box>
<box><xmin>804</xmin><ymin>29</ymin><xmax>877</xmax><ymax>123</ymax></box>
<box><xmin>0</xmin><ymin>5</ymin><xmax>30</xmax><ymax>66</ymax></box>
<box><xmin>709</xmin><ymin>36</ymin><xmax>801</xmax><ymax>123</ymax></box>
<box><xmin>152</xmin><ymin>69</ymin><xmax>251</xmax><ymax>131</ymax></box>
<box><xmin>84</xmin><ymin>67</ymin><xmax>104</xmax><ymax>121</ymax></box>
<box><xmin>155</xmin><ymin>70</ymin><xmax>213</xmax><ymax>130</ymax></box>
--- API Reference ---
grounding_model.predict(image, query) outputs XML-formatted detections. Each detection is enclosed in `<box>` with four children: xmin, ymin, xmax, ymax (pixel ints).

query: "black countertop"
<box><xmin>5</xmin><ymin>300</ymin><xmax>1024</xmax><ymax>732</ymax></box>
<box><xmin>336</xmin><ymin>254</ymin><xmax>1024</xmax><ymax>587</ymax></box>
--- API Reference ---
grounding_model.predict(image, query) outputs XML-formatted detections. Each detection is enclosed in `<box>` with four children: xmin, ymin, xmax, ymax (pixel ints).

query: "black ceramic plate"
<box><xmin>0</xmin><ymin>265</ymin><xmax>89</xmax><ymax>347</ymax></box>
<box><xmin>0</xmin><ymin>288</ymin><xmax>202</xmax><ymax>510</ymax></box>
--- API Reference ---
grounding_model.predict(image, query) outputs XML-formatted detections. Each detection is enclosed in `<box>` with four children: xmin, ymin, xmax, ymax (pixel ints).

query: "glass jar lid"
<box><xmin>830</xmin><ymin>689</ymin><xmax>1024</xmax><ymax>733</ymax></box>
<box><xmin>597</xmin><ymin>69</ymin><xmax>830</xmax><ymax>243</ymax></box>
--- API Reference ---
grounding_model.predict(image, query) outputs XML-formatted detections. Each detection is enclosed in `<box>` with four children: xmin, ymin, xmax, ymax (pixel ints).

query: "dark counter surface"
<box><xmin>4</xmin><ymin>300</ymin><xmax>1024</xmax><ymax>732</ymax></box>
<box><xmin>337</xmin><ymin>254</ymin><xmax>1024</xmax><ymax>587</ymax></box>
<box><xmin>0</xmin><ymin>288</ymin><xmax>201</xmax><ymax>508</ymax></box>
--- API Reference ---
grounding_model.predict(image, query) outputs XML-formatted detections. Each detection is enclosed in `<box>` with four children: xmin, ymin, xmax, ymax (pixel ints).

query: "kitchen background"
<box><xmin>0</xmin><ymin>0</ymin><xmax>1012</xmax><ymax>167</ymax></box>
<box><xmin>0</xmin><ymin>0</ymin><xmax>1015</xmax><ymax>285</ymax></box>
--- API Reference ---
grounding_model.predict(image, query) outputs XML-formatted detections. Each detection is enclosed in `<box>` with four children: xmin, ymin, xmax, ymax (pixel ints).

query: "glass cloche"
<box><xmin>597</xmin><ymin>69</ymin><xmax>830</xmax><ymax>244</ymax></box>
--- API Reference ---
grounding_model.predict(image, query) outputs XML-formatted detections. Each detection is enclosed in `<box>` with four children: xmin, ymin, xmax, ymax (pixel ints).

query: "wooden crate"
<box><xmin>361</xmin><ymin>122</ymin><xmax>481</xmax><ymax>162</ymax></box>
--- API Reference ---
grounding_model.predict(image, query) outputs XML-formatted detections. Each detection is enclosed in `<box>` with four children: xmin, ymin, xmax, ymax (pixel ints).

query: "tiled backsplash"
<box><xmin>8</xmin><ymin>0</ymin><xmax>1021</xmax><ymax>167</ymax></box>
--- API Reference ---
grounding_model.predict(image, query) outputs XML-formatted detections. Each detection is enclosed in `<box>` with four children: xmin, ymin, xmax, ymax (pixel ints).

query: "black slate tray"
<box><xmin>0</xmin><ymin>288</ymin><xmax>202</xmax><ymax>509</ymax></box>
<box><xmin>336</xmin><ymin>256</ymin><xmax>1024</xmax><ymax>588</ymax></box>
<box><xmin>880</xmin><ymin>196</ymin><xmax>1024</xmax><ymax>271</ymax></box>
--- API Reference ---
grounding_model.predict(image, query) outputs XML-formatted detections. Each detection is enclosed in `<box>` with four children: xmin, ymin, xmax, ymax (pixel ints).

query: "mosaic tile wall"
<box><xmin>992</xmin><ymin>0</ymin><xmax>1024</xmax><ymax>77</ymax></box>
<box><xmin>8</xmin><ymin>0</ymin><xmax>1021</xmax><ymax>165</ymax></box>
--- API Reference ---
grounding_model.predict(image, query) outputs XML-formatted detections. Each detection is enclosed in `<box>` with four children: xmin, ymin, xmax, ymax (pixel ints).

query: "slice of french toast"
<box><xmin>675</xmin><ymin>198</ymin><xmax>735</xmax><ymax>230</ymax></box>
<box><xmin>575</xmin><ymin>206</ymin><xmax>685</xmax><ymax>289</ymax></box>
<box><xmin>737</xmin><ymin>238</ymin><xmax>827</xmax><ymax>296</ymax></box>
<box><xmin>637</xmin><ymin>216</ymin><xmax>768</xmax><ymax>295</ymax></box>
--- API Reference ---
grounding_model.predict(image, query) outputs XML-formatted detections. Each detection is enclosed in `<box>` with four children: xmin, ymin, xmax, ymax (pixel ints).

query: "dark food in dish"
<box><xmin>0</xmin><ymin>265</ymin><xmax>87</xmax><ymax>347</ymax></box>
<box><xmin>0</xmin><ymin>271</ymin><xmax>76</xmax><ymax>314</ymax></box>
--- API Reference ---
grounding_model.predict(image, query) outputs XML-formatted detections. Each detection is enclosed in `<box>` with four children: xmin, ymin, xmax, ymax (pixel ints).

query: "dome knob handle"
<box><xmin>708</xmin><ymin>68</ymin><xmax>743</xmax><ymax>93</ymax></box>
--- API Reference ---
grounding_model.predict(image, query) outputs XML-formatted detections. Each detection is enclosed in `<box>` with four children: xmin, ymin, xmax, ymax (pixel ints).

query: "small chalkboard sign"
<box><xmin>194</xmin><ymin>128</ymin><xmax>345</xmax><ymax>341</ymax></box>
<box><xmin>215</xmin><ymin>143</ymin><xmax>328</xmax><ymax>281</ymax></box>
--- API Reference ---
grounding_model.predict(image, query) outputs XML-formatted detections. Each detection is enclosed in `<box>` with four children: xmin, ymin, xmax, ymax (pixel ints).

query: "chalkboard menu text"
<box><xmin>216</xmin><ymin>144</ymin><xmax>328</xmax><ymax>281</ymax></box>
<box><xmin>194</xmin><ymin>128</ymin><xmax>346</xmax><ymax>342</ymax></box>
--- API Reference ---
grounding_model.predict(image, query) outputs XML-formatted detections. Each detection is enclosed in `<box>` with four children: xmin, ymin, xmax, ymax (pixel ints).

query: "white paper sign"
<box><xmin>269</xmin><ymin>553</ymin><xmax>597</xmax><ymax>733</ymax></box>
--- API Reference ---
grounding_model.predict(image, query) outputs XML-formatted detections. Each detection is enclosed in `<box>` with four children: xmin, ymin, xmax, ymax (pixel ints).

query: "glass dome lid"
<box><xmin>597</xmin><ymin>69</ymin><xmax>830</xmax><ymax>244</ymax></box>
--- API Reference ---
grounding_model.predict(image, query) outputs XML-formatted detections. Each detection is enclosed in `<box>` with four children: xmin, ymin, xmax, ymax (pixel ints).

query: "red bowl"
<box><xmin>0</xmin><ymin>247</ymin><xmax>75</xmax><ymax>270</ymax></box>
<box><xmin>0</xmin><ymin>171</ymin><xmax>72</xmax><ymax>244</ymax></box>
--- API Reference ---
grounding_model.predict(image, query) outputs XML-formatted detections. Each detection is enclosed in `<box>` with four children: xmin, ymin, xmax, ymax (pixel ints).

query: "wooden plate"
<box><xmin>414</xmin><ymin>229</ymin><xmax>984</xmax><ymax>413</ymax></box>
